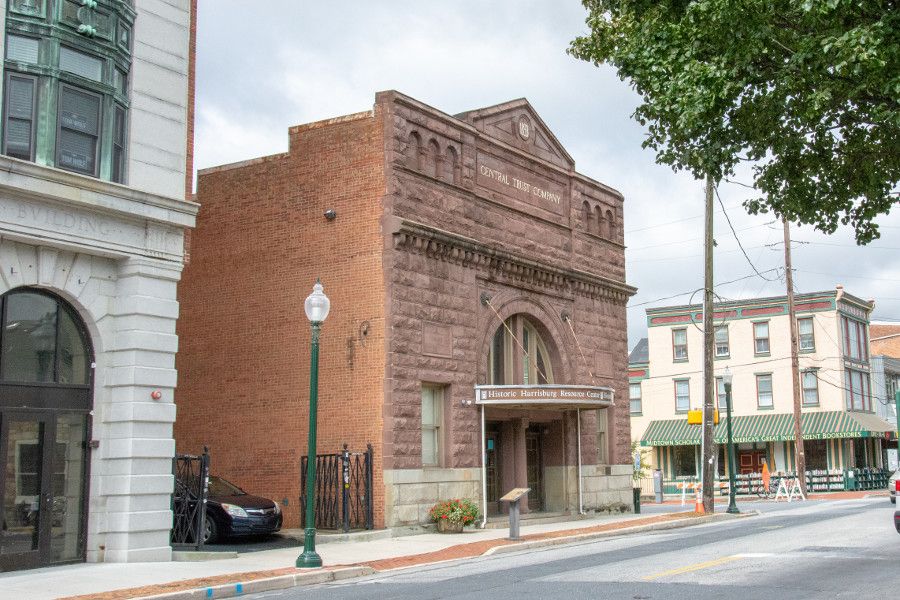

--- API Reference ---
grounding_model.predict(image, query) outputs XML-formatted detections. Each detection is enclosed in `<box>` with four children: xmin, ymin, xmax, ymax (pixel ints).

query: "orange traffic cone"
<box><xmin>694</xmin><ymin>487</ymin><xmax>705</xmax><ymax>514</ymax></box>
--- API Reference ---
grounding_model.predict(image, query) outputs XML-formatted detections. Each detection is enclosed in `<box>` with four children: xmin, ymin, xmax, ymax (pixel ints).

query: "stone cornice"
<box><xmin>389</xmin><ymin>217</ymin><xmax>637</xmax><ymax>305</ymax></box>
<box><xmin>0</xmin><ymin>155</ymin><xmax>198</xmax><ymax>228</ymax></box>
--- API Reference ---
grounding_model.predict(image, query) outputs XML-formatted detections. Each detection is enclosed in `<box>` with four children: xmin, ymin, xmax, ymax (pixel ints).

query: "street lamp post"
<box><xmin>297</xmin><ymin>280</ymin><xmax>330</xmax><ymax>569</ymax></box>
<box><xmin>723</xmin><ymin>367</ymin><xmax>739</xmax><ymax>514</ymax></box>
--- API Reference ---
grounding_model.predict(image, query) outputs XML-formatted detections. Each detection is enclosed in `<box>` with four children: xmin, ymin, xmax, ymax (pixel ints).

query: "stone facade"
<box><xmin>176</xmin><ymin>91</ymin><xmax>635</xmax><ymax>531</ymax></box>
<box><xmin>0</xmin><ymin>0</ymin><xmax>196</xmax><ymax>565</ymax></box>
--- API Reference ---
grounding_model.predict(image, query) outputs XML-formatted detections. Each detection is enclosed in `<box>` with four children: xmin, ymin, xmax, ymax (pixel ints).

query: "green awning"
<box><xmin>640</xmin><ymin>410</ymin><xmax>895</xmax><ymax>447</ymax></box>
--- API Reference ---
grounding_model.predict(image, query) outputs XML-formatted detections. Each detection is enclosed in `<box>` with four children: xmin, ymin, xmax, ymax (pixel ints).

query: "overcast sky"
<box><xmin>194</xmin><ymin>1</ymin><xmax>900</xmax><ymax>350</ymax></box>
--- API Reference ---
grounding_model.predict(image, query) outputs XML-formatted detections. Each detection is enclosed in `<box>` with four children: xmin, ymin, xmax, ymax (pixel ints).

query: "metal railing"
<box><xmin>647</xmin><ymin>467</ymin><xmax>891</xmax><ymax>497</ymax></box>
<box><xmin>300</xmin><ymin>444</ymin><xmax>374</xmax><ymax>532</ymax></box>
<box><xmin>171</xmin><ymin>448</ymin><xmax>210</xmax><ymax>549</ymax></box>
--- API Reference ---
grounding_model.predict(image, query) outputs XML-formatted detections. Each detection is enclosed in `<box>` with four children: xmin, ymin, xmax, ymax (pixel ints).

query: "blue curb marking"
<box><xmin>236</xmin><ymin>583</ymin><xmax>244</xmax><ymax>595</ymax></box>
<box><xmin>206</xmin><ymin>588</ymin><xmax>213</xmax><ymax>598</ymax></box>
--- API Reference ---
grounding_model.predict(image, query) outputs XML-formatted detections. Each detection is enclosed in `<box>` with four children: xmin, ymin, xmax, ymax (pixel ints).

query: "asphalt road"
<box><xmin>244</xmin><ymin>497</ymin><xmax>899</xmax><ymax>599</ymax></box>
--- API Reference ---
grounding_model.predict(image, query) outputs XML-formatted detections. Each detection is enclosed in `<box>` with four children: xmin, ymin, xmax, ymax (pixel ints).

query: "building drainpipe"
<box><xmin>481</xmin><ymin>403</ymin><xmax>487</xmax><ymax>529</ymax></box>
<box><xmin>577</xmin><ymin>409</ymin><xmax>583</xmax><ymax>515</ymax></box>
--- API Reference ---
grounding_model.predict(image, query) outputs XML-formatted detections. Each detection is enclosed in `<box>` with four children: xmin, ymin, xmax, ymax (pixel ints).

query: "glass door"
<box><xmin>0</xmin><ymin>411</ymin><xmax>50</xmax><ymax>570</ymax></box>
<box><xmin>0</xmin><ymin>410</ymin><xmax>86</xmax><ymax>570</ymax></box>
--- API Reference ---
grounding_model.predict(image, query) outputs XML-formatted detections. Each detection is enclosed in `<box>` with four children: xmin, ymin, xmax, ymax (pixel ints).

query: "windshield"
<box><xmin>207</xmin><ymin>476</ymin><xmax>246</xmax><ymax>497</ymax></box>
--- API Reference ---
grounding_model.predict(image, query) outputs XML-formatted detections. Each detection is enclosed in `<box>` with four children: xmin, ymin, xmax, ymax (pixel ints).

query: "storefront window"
<box><xmin>673</xmin><ymin>446</ymin><xmax>696</xmax><ymax>478</ymax></box>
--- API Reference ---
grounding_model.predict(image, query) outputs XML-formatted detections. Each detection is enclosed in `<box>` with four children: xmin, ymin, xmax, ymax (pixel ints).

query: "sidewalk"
<box><xmin>2</xmin><ymin>509</ymin><xmax>739</xmax><ymax>600</ymax></box>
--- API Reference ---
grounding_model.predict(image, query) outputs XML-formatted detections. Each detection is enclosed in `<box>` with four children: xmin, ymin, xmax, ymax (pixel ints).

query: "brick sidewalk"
<box><xmin>60</xmin><ymin>512</ymin><xmax>699</xmax><ymax>600</ymax></box>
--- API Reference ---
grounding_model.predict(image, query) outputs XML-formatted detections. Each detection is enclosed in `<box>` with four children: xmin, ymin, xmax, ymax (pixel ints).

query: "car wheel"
<box><xmin>203</xmin><ymin>516</ymin><xmax>219</xmax><ymax>544</ymax></box>
<box><xmin>892</xmin><ymin>496</ymin><xmax>896</xmax><ymax>505</ymax></box>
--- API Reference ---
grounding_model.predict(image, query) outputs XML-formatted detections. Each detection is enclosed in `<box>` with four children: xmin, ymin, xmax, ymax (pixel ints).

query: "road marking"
<box><xmin>760</xmin><ymin>525</ymin><xmax>784</xmax><ymax>530</ymax></box>
<box><xmin>642</xmin><ymin>555</ymin><xmax>742</xmax><ymax>581</ymax></box>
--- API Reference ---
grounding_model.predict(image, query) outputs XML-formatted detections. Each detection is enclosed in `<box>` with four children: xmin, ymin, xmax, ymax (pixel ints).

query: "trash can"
<box><xmin>633</xmin><ymin>487</ymin><xmax>641</xmax><ymax>514</ymax></box>
<box><xmin>844</xmin><ymin>469</ymin><xmax>858</xmax><ymax>491</ymax></box>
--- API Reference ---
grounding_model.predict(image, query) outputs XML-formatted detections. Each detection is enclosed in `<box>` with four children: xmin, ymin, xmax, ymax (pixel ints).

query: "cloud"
<box><xmin>195</xmin><ymin>0</ymin><xmax>900</xmax><ymax>349</ymax></box>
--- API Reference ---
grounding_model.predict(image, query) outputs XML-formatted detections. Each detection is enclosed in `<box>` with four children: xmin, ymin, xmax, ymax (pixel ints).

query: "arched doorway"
<box><xmin>0</xmin><ymin>288</ymin><xmax>92</xmax><ymax>570</ymax></box>
<box><xmin>484</xmin><ymin>315</ymin><xmax>559</xmax><ymax>514</ymax></box>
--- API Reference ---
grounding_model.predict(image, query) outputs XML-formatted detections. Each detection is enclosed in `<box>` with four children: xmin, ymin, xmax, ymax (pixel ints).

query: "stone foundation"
<box><xmin>581</xmin><ymin>464</ymin><xmax>634</xmax><ymax>511</ymax></box>
<box><xmin>384</xmin><ymin>468</ymin><xmax>482</xmax><ymax>527</ymax></box>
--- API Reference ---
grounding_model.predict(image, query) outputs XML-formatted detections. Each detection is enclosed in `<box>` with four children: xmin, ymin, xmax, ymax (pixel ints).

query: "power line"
<box><xmin>715</xmin><ymin>187</ymin><xmax>780</xmax><ymax>282</ymax></box>
<box><xmin>627</xmin><ymin>268</ymin><xmax>781</xmax><ymax>309</ymax></box>
<box><xmin>625</xmin><ymin>200</ymin><xmax>745</xmax><ymax>234</ymax></box>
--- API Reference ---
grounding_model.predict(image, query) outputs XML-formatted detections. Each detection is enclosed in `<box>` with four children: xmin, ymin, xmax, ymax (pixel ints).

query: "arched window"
<box><xmin>0</xmin><ymin>289</ymin><xmax>91</xmax><ymax>385</ymax></box>
<box><xmin>581</xmin><ymin>201</ymin><xmax>592</xmax><ymax>230</ymax></box>
<box><xmin>605</xmin><ymin>209</ymin><xmax>616</xmax><ymax>241</ymax></box>
<box><xmin>487</xmin><ymin>316</ymin><xmax>554</xmax><ymax>385</ymax></box>
<box><xmin>425</xmin><ymin>138</ymin><xmax>440</xmax><ymax>179</ymax></box>
<box><xmin>2</xmin><ymin>1</ymin><xmax>135</xmax><ymax>182</ymax></box>
<box><xmin>445</xmin><ymin>145</ymin><xmax>459</xmax><ymax>184</ymax></box>
<box><xmin>594</xmin><ymin>205</ymin><xmax>605</xmax><ymax>236</ymax></box>
<box><xmin>407</xmin><ymin>131</ymin><xmax>421</xmax><ymax>170</ymax></box>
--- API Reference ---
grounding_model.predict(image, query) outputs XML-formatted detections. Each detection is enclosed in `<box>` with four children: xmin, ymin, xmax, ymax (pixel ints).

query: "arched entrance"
<box><xmin>0</xmin><ymin>288</ymin><xmax>92</xmax><ymax>570</ymax></box>
<box><xmin>484</xmin><ymin>315</ymin><xmax>559</xmax><ymax>514</ymax></box>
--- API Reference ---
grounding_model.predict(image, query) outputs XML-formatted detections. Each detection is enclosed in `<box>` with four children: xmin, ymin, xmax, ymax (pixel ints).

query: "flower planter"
<box><xmin>436</xmin><ymin>519</ymin><xmax>464</xmax><ymax>533</ymax></box>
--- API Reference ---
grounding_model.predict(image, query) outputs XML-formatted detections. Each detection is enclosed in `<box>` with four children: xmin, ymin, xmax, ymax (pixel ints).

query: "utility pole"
<box><xmin>783</xmin><ymin>218</ymin><xmax>807</xmax><ymax>496</ymax></box>
<box><xmin>701</xmin><ymin>177</ymin><xmax>716</xmax><ymax>512</ymax></box>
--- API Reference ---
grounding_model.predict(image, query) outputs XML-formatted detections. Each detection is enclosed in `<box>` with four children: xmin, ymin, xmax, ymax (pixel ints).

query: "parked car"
<box><xmin>890</xmin><ymin>470</ymin><xmax>899</xmax><ymax>504</ymax></box>
<box><xmin>895</xmin><ymin>510</ymin><xmax>900</xmax><ymax>534</ymax></box>
<box><xmin>201</xmin><ymin>476</ymin><xmax>282</xmax><ymax>544</ymax></box>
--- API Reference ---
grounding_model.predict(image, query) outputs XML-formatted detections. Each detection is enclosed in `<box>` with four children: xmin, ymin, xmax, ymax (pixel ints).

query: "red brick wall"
<box><xmin>175</xmin><ymin>109</ymin><xmax>387</xmax><ymax>528</ymax></box>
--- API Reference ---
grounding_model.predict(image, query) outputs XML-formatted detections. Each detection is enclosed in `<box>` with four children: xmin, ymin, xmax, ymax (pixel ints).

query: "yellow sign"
<box><xmin>687</xmin><ymin>410</ymin><xmax>719</xmax><ymax>424</ymax></box>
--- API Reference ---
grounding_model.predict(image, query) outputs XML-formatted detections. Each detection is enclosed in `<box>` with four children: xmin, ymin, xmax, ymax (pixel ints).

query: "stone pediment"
<box><xmin>456</xmin><ymin>99</ymin><xmax>574</xmax><ymax>170</ymax></box>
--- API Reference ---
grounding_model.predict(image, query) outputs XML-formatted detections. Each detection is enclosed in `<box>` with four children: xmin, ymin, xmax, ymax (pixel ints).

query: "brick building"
<box><xmin>175</xmin><ymin>91</ymin><xmax>636</xmax><ymax>529</ymax></box>
<box><xmin>0</xmin><ymin>0</ymin><xmax>197</xmax><ymax>568</ymax></box>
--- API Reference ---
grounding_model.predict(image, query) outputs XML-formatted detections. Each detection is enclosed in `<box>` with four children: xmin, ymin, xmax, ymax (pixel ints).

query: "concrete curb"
<box><xmin>136</xmin><ymin>567</ymin><xmax>375</xmax><ymax>600</ymax></box>
<box><xmin>134</xmin><ymin>512</ymin><xmax>756</xmax><ymax>599</ymax></box>
<box><xmin>483</xmin><ymin>511</ymin><xmax>757</xmax><ymax>556</ymax></box>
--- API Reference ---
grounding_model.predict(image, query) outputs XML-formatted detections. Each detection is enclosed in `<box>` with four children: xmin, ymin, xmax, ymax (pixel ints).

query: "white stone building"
<box><xmin>0</xmin><ymin>0</ymin><xmax>196</xmax><ymax>568</ymax></box>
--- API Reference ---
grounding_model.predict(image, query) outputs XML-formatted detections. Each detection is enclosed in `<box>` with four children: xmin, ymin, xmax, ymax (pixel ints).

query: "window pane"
<box><xmin>2</xmin><ymin>292</ymin><xmax>58</xmax><ymax>382</ymax></box>
<box><xmin>675</xmin><ymin>380</ymin><xmax>690</xmax><ymax>411</ymax></box>
<box><xmin>757</xmin><ymin>375</ymin><xmax>773</xmax><ymax>407</ymax></box>
<box><xmin>6</xmin><ymin>118</ymin><xmax>33</xmax><ymax>158</ymax></box>
<box><xmin>58</xmin><ymin>129</ymin><xmax>97</xmax><ymax>174</ymax></box>
<box><xmin>60</xmin><ymin>87</ymin><xmax>100</xmax><ymax>135</ymax></box>
<box><xmin>6</xmin><ymin>35</ymin><xmax>39</xmax><ymax>63</ymax></box>
<box><xmin>7</xmin><ymin>76</ymin><xmax>35</xmax><ymax>120</ymax></box>
<box><xmin>57</xmin><ymin>308</ymin><xmax>89</xmax><ymax>384</ymax></box>
<box><xmin>802</xmin><ymin>372</ymin><xmax>818</xmax><ymax>405</ymax></box>
<box><xmin>59</xmin><ymin>46</ymin><xmax>103</xmax><ymax>82</ymax></box>
<box><xmin>716</xmin><ymin>378</ymin><xmax>726</xmax><ymax>409</ymax></box>
<box><xmin>673</xmin><ymin>330</ymin><xmax>686</xmax><ymax>345</ymax></box>
<box><xmin>715</xmin><ymin>326</ymin><xmax>728</xmax><ymax>343</ymax></box>
<box><xmin>421</xmin><ymin>388</ymin><xmax>435</xmax><ymax>426</ymax></box>
<box><xmin>798</xmin><ymin>319</ymin><xmax>812</xmax><ymax>335</ymax></box>
<box><xmin>5</xmin><ymin>75</ymin><xmax>35</xmax><ymax>159</ymax></box>
<box><xmin>629</xmin><ymin>383</ymin><xmax>641</xmax><ymax>400</ymax></box>
<box><xmin>422</xmin><ymin>429</ymin><xmax>437</xmax><ymax>466</ymax></box>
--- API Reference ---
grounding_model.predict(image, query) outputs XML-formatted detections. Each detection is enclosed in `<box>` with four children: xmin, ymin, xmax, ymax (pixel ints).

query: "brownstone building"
<box><xmin>174</xmin><ymin>91</ymin><xmax>637</xmax><ymax>529</ymax></box>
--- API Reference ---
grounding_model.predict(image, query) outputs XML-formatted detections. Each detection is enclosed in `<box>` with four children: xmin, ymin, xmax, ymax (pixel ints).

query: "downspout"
<box><xmin>481</xmin><ymin>403</ymin><xmax>487</xmax><ymax>528</ymax></box>
<box><xmin>577</xmin><ymin>409</ymin><xmax>583</xmax><ymax>515</ymax></box>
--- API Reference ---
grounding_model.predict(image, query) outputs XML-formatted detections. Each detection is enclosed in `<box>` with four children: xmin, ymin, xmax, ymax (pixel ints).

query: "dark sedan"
<box><xmin>202</xmin><ymin>476</ymin><xmax>282</xmax><ymax>543</ymax></box>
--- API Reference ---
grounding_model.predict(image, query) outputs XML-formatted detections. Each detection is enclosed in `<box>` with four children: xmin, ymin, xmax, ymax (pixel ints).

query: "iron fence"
<box><xmin>171</xmin><ymin>448</ymin><xmax>210</xmax><ymax>549</ymax></box>
<box><xmin>300</xmin><ymin>444</ymin><xmax>373</xmax><ymax>532</ymax></box>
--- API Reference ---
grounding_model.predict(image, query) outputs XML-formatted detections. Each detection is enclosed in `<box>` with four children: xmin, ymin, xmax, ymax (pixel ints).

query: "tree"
<box><xmin>570</xmin><ymin>0</ymin><xmax>899</xmax><ymax>244</ymax></box>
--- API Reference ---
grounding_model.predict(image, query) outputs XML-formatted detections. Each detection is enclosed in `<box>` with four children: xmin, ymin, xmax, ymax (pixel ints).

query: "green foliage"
<box><xmin>570</xmin><ymin>0</ymin><xmax>899</xmax><ymax>243</ymax></box>
<box><xmin>631</xmin><ymin>440</ymin><xmax>651</xmax><ymax>481</ymax></box>
<box><xmin>428</xmin><ymin>498</ymin><xmax>480</xmax><ymax>526</ymax></box>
